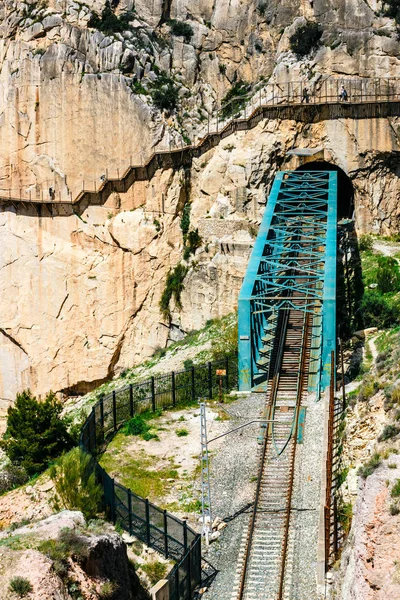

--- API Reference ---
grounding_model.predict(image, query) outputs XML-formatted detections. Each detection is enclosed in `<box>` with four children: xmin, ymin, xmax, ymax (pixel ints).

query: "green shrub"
<box><xmin>159</xmin><ymin>263</ymin><xmax>188</xmax><ymax>320</ymax></box>
<box><xmin>382</xmin><ymin>0</ymin><xmax>400</xmax><ymax>24</ymax></box>
<box><xmin>378</xmin><ymin>424</ymin><xmax>400</xmax><ymax>442</ymax></box>
<box><xmin>337</xmin><ymin>500</ymin><xmax>353</xmax><ymax>534</ymax></box>
<box><xmin>211</xmin><ymin>319</ymin><xmax>238</xmax><ymax>360</ymax></box>
<box><xmin>50</xmin><ymin>447</ymin><xmax>102</xmax><ymax>520</ymax></box>
<box><xmin>358</xmin><ymin>452</ymin><xmax>382</xmax><ymax>478</ymax></box>
<box><xmin>180</xmin><ymin>203</ymin><xmax>191</xmax><ymax>236</ymax></box>
<box><xmin>169</xmin><ymin>20</ymin><xmax>194</xmax><ymax>42</ymax></box>
<box><xmin>390</xmin><ymin>502</ymin><xmax>400</xmax><ymax>515</ymax></box>
<box><xmin>1</xmin><ymin>390</ymin><xmax>73</xmax><ymax>476</ymax></box>
<box><xmin>289</xmin><ymin>21</ymin><xmax>323</xmax><ymax>57</ymax></box>
<box><xmin>184</xmin><ymin>228</ymin><xmax>202</xmax><ymax>260</ymax></box>
<box><xmin>358</xmin><ymin>377</ymin><xmax>379</xmax><ymax>402</ymax></box>
<box><xmin>377</xmin><ymin>255</ymin><xmax>400</xmax><ymax>293</ymax></box>
<box><xmin>99</xmin><ymin>582</ymin><xmax>119</xmax><ymax>599</ymax></box>
<box><xmin>359</xmin><ymin>234</ymin><xmax>374</xmax><ymax>251</ymax></box>
<box><xmin>220</xmin><ymin>80</ymin><xmax>251</xmax><ymax>119</ymax></box>
<box><xmin>151</xmin><ymin>73</ymin><xmax>179</xmax><ymax>112</ymax></box>
<box><xmin>358</xmin><ymin>291</ymin><xmax>400</xmax><ymax>329</ymax></box>
<box><xmin>391</xmin><ymin>478</ymin><xmax>400</xmax><ymax>497</ymax></box>
<box><xmin>176</xmin><ymin>428</ymin><xmax>189</xmax><ymax>437</ymax></box>
<box><xmin>124</xmin><ymin>415</ymin><xmax>150</xmax><ymax>436</ymax></box>
<box><xmin>0</xmin><ymin>463</ymin><xmax>29</xmax><ymax>495</ymax></box>
<box><xmin>88</xmin><ymin>2</ymin><xmax>135</xmax><ymax>35</ymax></box>
<box><xmin>140</xmin><ymin>561</ymin><xmax>168</xmax><ymax>585</ymax></box>
<box><xmin>9</xmin><ymin>576</ymin><xmax>32</xmax><ymax>597</ymax></box>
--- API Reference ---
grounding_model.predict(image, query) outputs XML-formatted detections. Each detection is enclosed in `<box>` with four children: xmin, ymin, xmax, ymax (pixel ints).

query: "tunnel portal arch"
<box><xmin>295</xmin><ymin>161</ymin><xmax>354</xmax><ymax>219</ymax></box>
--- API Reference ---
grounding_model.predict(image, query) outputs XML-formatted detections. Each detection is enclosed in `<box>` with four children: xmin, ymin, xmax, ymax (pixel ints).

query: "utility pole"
<box><xmin>199</xmin><ymin>401</ymin><xmax>281</xmax><ymax>545</ymax></box>
<box><xmin>200</xmin><ymin>401</ymin><xmax>212</xmax><ymax>545</ymax></box>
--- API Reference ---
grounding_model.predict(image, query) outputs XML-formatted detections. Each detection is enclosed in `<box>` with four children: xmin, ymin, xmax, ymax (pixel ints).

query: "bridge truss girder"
<box><xmin>238</xmin><ymin>171</ymin><xmax>337</xmax><ymax>393</ymax></box>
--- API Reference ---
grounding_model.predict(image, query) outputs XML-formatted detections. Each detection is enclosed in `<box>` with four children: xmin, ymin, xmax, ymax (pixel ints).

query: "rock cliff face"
<box><xmin>1</xmin><ymin>114</ymin><xmax>400</xmax><ymax>399</ymax></box>
<box><xmin>0</xmin><ymin>0</ymin><xmax>399</xmax><ymax>196</ymax></box>
<box><xmin>0</xmin><ymin>510</ymin><xmax>149</xmax><ymax>600</ymax></box>
<box><xmin>0</xmin><ymin>0</ymin><xmax>400</xmax><ymax>400</ymax></box>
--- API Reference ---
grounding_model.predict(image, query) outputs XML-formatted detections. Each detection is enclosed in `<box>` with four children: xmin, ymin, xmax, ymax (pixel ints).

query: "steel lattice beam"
<box><xmin>238</xmin><ymin>171</ymin><xmax>337</xmax><ymax>392</ymax></box>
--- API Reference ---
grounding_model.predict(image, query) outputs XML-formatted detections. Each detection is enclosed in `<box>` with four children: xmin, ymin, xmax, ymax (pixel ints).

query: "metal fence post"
<box><xmin>208</xmin><ymin>362</ymin><xmax>213</xmax><ymax>399</ymax></box>
<box><xmin>111</xmin><ymin>478</ymin><xmax>116</xmax><ymax>523</ymax></box>
<box><xmin>100</xmin><ymin>398</ymin><xmax>104</xmax><ymax>431</ymax></box>
<box><xmin>191</xmin><ymin>366</ymin><xmax>195</xmax><ymax>401</ymax></box>
<box><xmin>183</xmin><ymin>520</ymin><xmax>188</xmax><ymax>552</ymax></box>
<box><xmin>128</xmin><ymin>490</ymin><xmax>133</xmax><ymax>535</ymax></box>
<box><xmin>151</xmin><ymin>376</ymin><xmax>156</xmax><ymax>412</ymax></box>
<box><xmin>225</xmin><ymin>355</ymin><xmax>229</xmax><ymax>391</ymax></box>
<box><xmin>112</xmin><ymin>390</ymin><xmax>117</xmax><ymax>432</ymax></box>
<box><xmin>91</xmin><ymin>408</ymin><xmax>97</xmax><ymax>452</ymax></box>
<box><xmin>188</xmin><ymin>547</ymin><xmax>192</xmax><ymax>598</ymax></box>
<box><xmin>172</xmin><ymin>371</ymin><xmax>176</xmax><ymax>406</ymax></box>
<box><xmin>129</xmin><ymin>384</ymin><xmax>134</xmax><ymax>416</ymax></box>
<box><xmin>163</xmin><ymin>509</ymin><xmax>169</xmax><ymax>558</ymax></box>
<box><xmin>145</xmin><ymin>499</ymin><xmax>151</xmax><ymax>546</ymax></box>
<box><xmin>175</xmin><ymin>568</ymin><xmax>179</xmax><ymax>598</ymax></box>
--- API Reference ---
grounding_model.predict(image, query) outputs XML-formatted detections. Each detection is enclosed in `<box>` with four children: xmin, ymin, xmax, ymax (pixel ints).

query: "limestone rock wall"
<box><xmin>0</xmin><ymin>0</ymin><xmax>399</xmax><ymax>199</ymax></box>
<box><xmin>1</xmin><ymin>115</ymin><xmax>399</xmax><ymax>400</ymax></box>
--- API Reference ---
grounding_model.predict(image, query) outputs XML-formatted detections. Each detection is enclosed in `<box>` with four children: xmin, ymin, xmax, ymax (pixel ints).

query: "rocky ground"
<box><xmin>0</xmin><ymin>510</ymin><xmax>149</xmax><ymax>600</ymax></box>
<box><xmin>332</xmin><ymin>317</ymin><xmax>400</xmax><ymax>598</ymax></box>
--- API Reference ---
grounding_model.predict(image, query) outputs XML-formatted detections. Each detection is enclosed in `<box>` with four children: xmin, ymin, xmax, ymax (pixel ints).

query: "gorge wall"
<box><xmin>0</xmin><ymin>0</ymin><xmax>400</xmax><ymax>401</ymax></box>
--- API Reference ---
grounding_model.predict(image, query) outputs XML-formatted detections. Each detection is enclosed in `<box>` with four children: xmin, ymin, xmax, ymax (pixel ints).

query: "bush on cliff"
<box><xmin>1</xmin><ymin>390</ymin><xmax>73</xmax><ymax>476</ymax></box>
<box><xmin>382</xmin><ymin>0</ymin><xmax>400</xmax><ymax>24</ymax></box>
<box><xmin>50</xmin><ymin>447</ymin><xmax>102</xmax><ymax>520</ymax></box>
<box><xmin>289</xmin><ymin>21</ymin><xmax>323</xmax><ymax>57</ymax></box>
<box><xmin>377</xmin><ymin>255</ymin><xmax>400</xmax><ymax>294</ymax></box>
<box><xmin>357</xmin><ymin>291</ymin><xmax>400</xmax><ymax>330</ymax></box>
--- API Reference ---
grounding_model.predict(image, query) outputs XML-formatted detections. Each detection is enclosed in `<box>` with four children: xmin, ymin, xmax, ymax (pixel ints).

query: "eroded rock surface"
<box><xmin>0</xmin><ymin>510</ymin><xmax>149</xmax><ymax>600</ymax></box>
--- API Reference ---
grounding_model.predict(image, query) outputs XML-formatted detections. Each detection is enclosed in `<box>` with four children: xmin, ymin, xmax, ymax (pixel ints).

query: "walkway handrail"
<box><xmin>1</xmin><ymin>76</ymin><xmax>399</xmax><ymax>206</ymax></box>
<box><xmin>79</xmin><ymin>353</ymin><xmax>238</xmax><ymax>600</ymax></box>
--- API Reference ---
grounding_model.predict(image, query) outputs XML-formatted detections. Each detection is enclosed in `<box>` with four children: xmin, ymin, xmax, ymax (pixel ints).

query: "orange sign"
<box><xmin>216</xmin><ymin>369</ymin><xmax>226</xmax><ymax>376</ymax></box>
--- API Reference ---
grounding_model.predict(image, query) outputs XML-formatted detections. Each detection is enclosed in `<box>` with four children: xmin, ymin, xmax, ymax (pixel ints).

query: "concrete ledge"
<box><xmin>150</xmin><ymin>579</ymin><xmax>169</xmax><ymax>600</ymax></box>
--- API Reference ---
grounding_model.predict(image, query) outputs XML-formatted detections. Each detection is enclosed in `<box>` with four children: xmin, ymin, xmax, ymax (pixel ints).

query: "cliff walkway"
<box><xmin>1</xmin><ymin>76</ymin><xmax>399</xmax><ymax>214</ymax></box>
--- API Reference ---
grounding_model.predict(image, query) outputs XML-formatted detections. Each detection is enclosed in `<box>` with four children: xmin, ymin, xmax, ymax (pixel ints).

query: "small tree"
<box><xmin>377</xmin><ymin>255</ymin><xmax>400</xmax><ymax>294</ymax></box>
<box><xmin>50</xmin><ymin>447</ymin><xmax>102</xmax><ymax>520</ymax></box>
<box><xmin>1</xmin><ymin>390</ymin><xmax>73</xmax><ymax>475</ymax></box>
<box><xmin>289</xmin><ymin>21</ymin><xmax>323</xmax><ymax>57</ymax></box>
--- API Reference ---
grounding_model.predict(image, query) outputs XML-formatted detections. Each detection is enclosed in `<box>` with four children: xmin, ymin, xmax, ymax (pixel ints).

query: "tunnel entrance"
<box><xmin>295</xmin><ymin>161</ymin><xmax>354</xmax><ymax>219</ymax></box>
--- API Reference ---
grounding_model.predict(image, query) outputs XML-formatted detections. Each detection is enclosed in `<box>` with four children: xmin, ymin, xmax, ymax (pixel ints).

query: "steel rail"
<box><xmin>237</xmin><ymin>306</ymin><xmax>291</xmax><ymax>600</ymax></box>
<box><xmin>277</xmin><ymin>310</ymin><xmax>312</xmax><ymax>600</ymax></box>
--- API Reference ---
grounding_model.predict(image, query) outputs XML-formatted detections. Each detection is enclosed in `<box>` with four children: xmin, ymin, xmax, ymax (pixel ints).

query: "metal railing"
<box><xmin>80</xmin><ymin>353</ymin><xmax>238</xmax><ymax>600</ymax></box>
<box><xmin>2</xmin><ymin>76</ymin><xmax>399</xmax><ymax>205</ymax></box>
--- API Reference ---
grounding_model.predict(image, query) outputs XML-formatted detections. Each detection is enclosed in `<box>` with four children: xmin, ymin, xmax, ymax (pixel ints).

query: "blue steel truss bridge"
<box><xmin>235</xmin><ymin>170</ymin><xmax>337</xmax><ymax>600</ymax></box>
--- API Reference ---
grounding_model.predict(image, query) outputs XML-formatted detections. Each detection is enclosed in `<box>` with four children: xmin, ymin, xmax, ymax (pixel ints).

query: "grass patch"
<box><xmin>358</xmin><ymin>452</ymin><xmax>382</xmax><ymax>478</ymax></box>
<box><xmin>99</xmin><ymin>442</ymin><xmax>180</xmax><ymax>501</ymax></box>
<box><xmin>175</xmin><ymin>428</ymin><xmax>189</xmax><ymax>437</ymax></box>
<box><xmin>9</xmin><ymin>576</ymin><xmax>32</xmax><ymax>597</ymax></box>
<box><xmin>378</xmin><ymin>424</ymin><xmax>400</xmax><ymax>442</ymax></box>
<box><xmin>337</xmin><ymin>500</ymin><xmax>353</xmax><ymax>534</ymax></box>
<box><xmin>140</xmin><ymin>561</ymin><xmax>168</xmax><ymax>585</ymax></box>
<box><xmin>391</xmin><ymin>479</ymin><xmax>400</xmax><ymax>498</ymax></box>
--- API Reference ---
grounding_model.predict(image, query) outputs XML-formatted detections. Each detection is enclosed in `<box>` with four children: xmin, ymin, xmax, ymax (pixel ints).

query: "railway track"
<box><xmin>233</xmin><ymin>301</ymin><xmax>313</xmax><ymax>600</ymax></box>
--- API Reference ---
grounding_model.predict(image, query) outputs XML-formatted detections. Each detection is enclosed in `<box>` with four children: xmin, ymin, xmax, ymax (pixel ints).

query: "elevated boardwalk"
<box><xmin>1</xmin><ymin>75</ymin><xmax>399</xmax><ymax>214</ymax></box>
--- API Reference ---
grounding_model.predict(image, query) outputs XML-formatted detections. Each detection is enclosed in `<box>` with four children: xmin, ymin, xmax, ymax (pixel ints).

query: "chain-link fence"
<box><xmin>80</xmin><ymin>353</ymin><xmax>238</xmax><ymax>599</ymax></box>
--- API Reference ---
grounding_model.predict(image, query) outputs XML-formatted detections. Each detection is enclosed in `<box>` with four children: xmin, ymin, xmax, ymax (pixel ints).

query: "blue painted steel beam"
<box><xmin>238</xmin><ymin>170</ymin><xmax>337</xmax><ymax>394</ymax></box>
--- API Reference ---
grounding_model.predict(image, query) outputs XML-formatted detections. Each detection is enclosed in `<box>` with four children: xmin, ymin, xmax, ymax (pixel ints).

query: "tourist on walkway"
<box><xmin>301</xmin><ymin>87</ymin><xmax>310</xmax><ymax>103</ymax></box>
<box><xmin>339</xmin><ymin>85</ymin><xmax>348</xmax><ymax>101</ymax></box>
